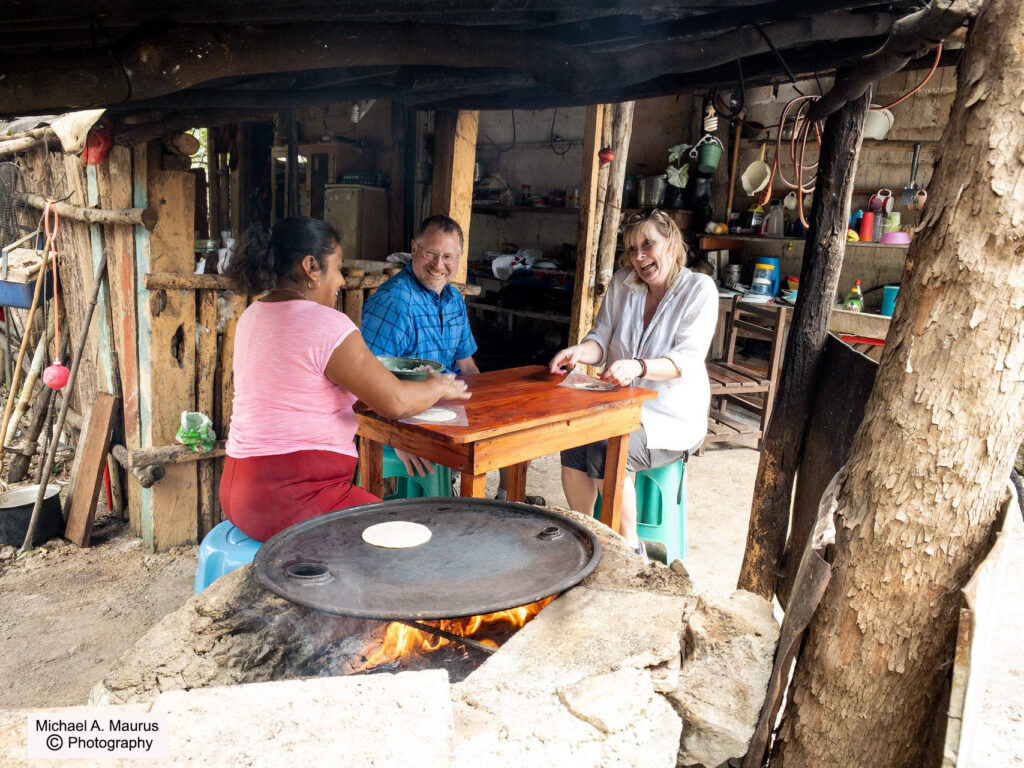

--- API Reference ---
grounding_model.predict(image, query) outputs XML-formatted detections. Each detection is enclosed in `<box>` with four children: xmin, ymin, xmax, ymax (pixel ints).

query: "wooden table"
<box><xmin>356</xmin><ymin>365</ymin><xmax>657</xmax><ymax>533</ymax></box>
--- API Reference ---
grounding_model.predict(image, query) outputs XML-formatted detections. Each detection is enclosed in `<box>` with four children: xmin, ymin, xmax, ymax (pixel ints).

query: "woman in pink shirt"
<box><xmin>220</xmin><ymin>217</ymin><xmax>469</xmax><ymax>541</ymax></box>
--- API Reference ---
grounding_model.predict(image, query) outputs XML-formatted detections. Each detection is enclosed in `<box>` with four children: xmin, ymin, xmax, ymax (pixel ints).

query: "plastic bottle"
<box><xmin>759</xmin><ymin>200</ymin><xmax>784</xmax><ymax>237</ymax></box>
<box><xmin>843</xmin><ymin>280</ymin><xmax>864</xmax><ymax>312</ymax></box>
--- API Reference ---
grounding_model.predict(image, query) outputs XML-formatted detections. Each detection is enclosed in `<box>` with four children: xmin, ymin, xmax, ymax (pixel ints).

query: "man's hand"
<box><xmin>394</xmin><ymin>448</ymin><xmax>434</xmax><ymax>477</ymax></box>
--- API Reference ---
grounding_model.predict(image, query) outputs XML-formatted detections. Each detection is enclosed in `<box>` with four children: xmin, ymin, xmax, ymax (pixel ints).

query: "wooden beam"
<box><xmin>430</xmin><ymin>110</ymin><xmax>478</xmax><ymax>283</ymax></box>
<box><xmin>20</xmin><ymin>192</ymin><xmax>156</xmax><ymax>229</ymax></box>
<box><xmin>0</xmin><ymin>127</ymin><xmax>59</xmax><ymax>157</ymax></box>
<box><xmin>142</xmin><ymin>270</ymin><xmax>481</xmax><ymax>295</ymax></box>
<box><xmin>568</xmin><ymin>103</ymin><xmax>605</xmax><ymax>346</ymax></box>
<box><xmin>196</xmin><ymin>290</ymin><xmax>218</xmax><ymax>538</ymax></box>
<box><xmin>809</xmin><ymin>0</ymin><xmax>978</xmax><ymax>121</ymax></box>
<box><xmin>63</xmin><ymin>392</ymin><xmax>118</xmax><ymax>547</ymax></box>
<box><xmin>134</xmin><ymin>143</ymin><xmax>199</xmax><ymax>551</ymax></box>
<box><xmin>97</xmin><ymin>145</ymin><xmax>144</xmax><ymax>530</ymax></box>
<box><xmin>737</xmin><ymin>92</ymin><xmax>870</xmax><ymax>600</ymax></box>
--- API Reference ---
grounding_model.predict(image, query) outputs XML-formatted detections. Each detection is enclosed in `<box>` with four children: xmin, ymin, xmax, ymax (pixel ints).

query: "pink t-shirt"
<box><xmin>226</xmin><ymin>300</ymin><xmax>359</xmax><ymax>458</ymax></box>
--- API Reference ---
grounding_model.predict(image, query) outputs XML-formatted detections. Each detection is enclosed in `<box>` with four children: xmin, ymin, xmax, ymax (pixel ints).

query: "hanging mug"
<box><xmin>690</xmin><ymin>135</ymin><xmax>724</xmax><ymax>174</ymax></box>
<box><xmin>911</xmin><ymin>188</ymin><xmax>928</xmax><ymax>212</ymax></box>
<box><xmin>784</xmin><ymin>191</ymin><xmax>799</xmax><ymax>211</ymax></box>
<box><xmin>869</xmin><ymin>188</ymin><xmax>894</xmax><ymax>214</ymax></box>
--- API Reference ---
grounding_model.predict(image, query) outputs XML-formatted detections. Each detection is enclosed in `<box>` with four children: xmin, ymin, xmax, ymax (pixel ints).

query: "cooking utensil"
<box><xmin>901</xmin><ymin>143</ymin><xmax>922</xmax><ymax>206</ymax></box>
<box><xmin>725</xmin><ymin>118</ymin><xmax>742</xmax><ymax>221</ymax></box>
<box><xmin>254</xmin><ymin>497</ymin><xmax>601</xmax><ymax>620</ymax></box>
<box><xmin>740</xmin><ymin>144</ymin><xmax>771</xmax><ymax>195</ymax></box>
<box><xmin>377</xmin><ymin>356</ymin><xmax>444</xmax><ymax>380</ymax></box>
<box><xmin>0</xmin><ymin>484</ymin><xmax>63</xmax><ymax>547</ymax></box>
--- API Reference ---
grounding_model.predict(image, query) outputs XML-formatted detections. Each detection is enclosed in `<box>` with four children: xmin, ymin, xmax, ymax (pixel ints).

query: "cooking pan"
<box><xmin>0</xmin><ymin>484</ymin><xmax>64</xmax><ymax>547</ymax></box>
<box><xmin>741</xmin><ymin>144</ymin><xmax>771</xmax><ymax>195</ymax></box>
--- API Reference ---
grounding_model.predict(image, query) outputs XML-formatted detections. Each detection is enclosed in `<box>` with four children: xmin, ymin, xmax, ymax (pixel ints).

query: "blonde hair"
<box><xmin>620</xmin><ymin>210</ymin><xmax>689</xmax><ymax>288</ymax></box>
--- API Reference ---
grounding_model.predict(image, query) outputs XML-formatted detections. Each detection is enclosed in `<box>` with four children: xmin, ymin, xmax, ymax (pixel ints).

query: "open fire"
<box><xmin>356</xmin><ymin>596</ymin><xmax>556</xmax><ymax>673</ymax></box>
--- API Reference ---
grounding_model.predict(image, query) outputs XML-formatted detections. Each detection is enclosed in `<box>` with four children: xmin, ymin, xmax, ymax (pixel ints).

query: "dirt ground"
<box><xmin>0</xmin><ymin>445</ymin><xmax>1021</xmax><ymax>766</ymax></box>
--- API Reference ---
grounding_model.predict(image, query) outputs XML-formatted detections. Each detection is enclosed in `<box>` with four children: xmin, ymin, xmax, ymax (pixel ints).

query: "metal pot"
<box><xmin>0</xmin><ymin>484</ymin><xmax>64</xmax><ymax>547</ymax></box>
<box><xmin>638</xmin><ymin>175</ymin><xmax>667</xmax><ymax>208</ymax></box>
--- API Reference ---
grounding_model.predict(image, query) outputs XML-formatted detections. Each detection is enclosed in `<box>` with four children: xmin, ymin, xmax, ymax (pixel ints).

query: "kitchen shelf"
<box><xmin>701</xmin><ymin>234</ymin><xmax>909</xmax><ymax>250</ymax></box>
<box><xmin>466</xmin><ymin>301</ymin><xmax>570</xmax><ymax>325</ymax></box>
<box><xmin>472</xmin><ymin>204</ymin><xmax>580</xmax><ymax>216</ymax></box>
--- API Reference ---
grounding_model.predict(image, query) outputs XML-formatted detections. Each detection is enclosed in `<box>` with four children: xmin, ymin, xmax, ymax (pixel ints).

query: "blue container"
<box><xmin>0</xmin><ymin>279</ymin><xmax>52</xmax><ymax>309</ymax></box>
<box><xmin>758</xmin><ymin>256</ymin><xmax>781</xmax><ymax>296</ymax></box>
<box><xmin>881</xmin><ymin>284</ymin><xmax>899</xmax><ymax>316</ymax></box>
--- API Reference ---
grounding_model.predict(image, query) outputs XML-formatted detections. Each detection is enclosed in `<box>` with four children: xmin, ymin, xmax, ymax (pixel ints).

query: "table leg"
<box><xmin>460</xmin><ymin>472</ymin><xmax>488</xmax><ymax>498</ymax></box>
<box><xmin>360</xmin><ymin>438</ymin><xmax>385</xmax><ymax>499</ymax></box>
<box><xmin>504</xmin><ymin>463</ymin><xmax>528</xmax><ymax>502</ymax></box>
<box><xmin>599</xmin><ymin>433</ymin><xmax>629</xmax><ymax>533</ymax></box>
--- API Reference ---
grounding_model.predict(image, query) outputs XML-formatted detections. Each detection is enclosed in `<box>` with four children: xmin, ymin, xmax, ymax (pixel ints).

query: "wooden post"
<box><xmin>134</xmin><ymin>142</ymin><xmax>199</xmax><ymax>551</ymax></box>
<box><xmin>568</xmin><ymin>103</ymin><xmax>606</xmax><ymax>346</ymax></box>
<box><xmin>595</xmin><ymin>101</ymin><xmax>634</xmax><ymax>298</ymax></box>
<box><xmin>97</xmin><ymin>145</ymin><xmax>143</xmax><ymax>529</ymax></box>
<box><xmin>86</xmin><ymin>167</ymin><xmax>117</xmax><ymax>395</ymax></box>
<box><xmin>430</xmin><ymin>110</ymin><xmax>478</xmax><ymax>283</ymax></box>
<box><xmin>737</xmin><ymin>92</ymin><xmax>869</xmax><ymax>599</ymax></box>
<box><xmin>342</xmin><ymin>267</ymin><xmax>365</xmax><ymax>327</ymax></box>
<box><xmin>196</xmin><ymin>290</ymin><xmax>218</xmax><ymax>538</ymax></box>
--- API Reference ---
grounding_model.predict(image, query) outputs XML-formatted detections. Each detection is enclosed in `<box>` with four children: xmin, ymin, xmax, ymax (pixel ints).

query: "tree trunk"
<box><xmin>737</xmin><ymin>91</ymin><xmax>868</xmax><ymax>599</ymax></box>
<box><xmin>774</xmin><ymin>2</ymin><xmax>1024</xmax><ymax>765</ymax></box>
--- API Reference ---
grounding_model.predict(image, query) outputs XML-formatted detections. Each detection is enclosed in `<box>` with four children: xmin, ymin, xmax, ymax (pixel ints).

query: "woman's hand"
<box><xmin>600</xmin><ymin>358</ymin><xmax>644</xmax><ymax>387</ymax></box>
<box><xmin>395</xmin><ymin>449</ymin><xmax>435</xmax><ymax>477</ymax></box>
<box><xmin>549</xmin><ymin>345</ymin><xmax>582</xmax><ymax>374</ymax></box>
<box><xmin>430</xmin><ymin>371</ymin><xmax>471</xmax><ymax>401</ymax></box>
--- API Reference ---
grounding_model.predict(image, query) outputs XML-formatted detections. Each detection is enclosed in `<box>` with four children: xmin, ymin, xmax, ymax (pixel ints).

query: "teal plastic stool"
<box><xmin>594</xmin><ymin>460</ymin><xmax>687</xmax><ymax>562</ymax></box>
<box><xmin>367</xmin><ymin>445</ymin><xmax>453</xmax><ymax>500</ymax></box>
<box><xmin>194</xmin><ymin>520</ymin><xmax>262</xmax><ymax>593</ymax></box>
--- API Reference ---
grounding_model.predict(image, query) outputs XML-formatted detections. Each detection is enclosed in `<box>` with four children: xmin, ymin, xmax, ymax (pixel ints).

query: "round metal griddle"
<box><xmin>254</xmin><ymin>498</ymin><xmax>601</xmax><ymax>621</ymax></box>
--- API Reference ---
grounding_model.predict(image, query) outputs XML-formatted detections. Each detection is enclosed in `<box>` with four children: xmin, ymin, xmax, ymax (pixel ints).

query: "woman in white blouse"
<box><xmin>548</xmin><ymin>209</ymin><xmax>719</xmax><ymax>555</ymax></box>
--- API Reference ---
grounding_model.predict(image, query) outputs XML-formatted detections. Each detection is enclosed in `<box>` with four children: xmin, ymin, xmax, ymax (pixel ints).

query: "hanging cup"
<box><xmin>869</xmin><ymin>189</ymin><xmax>894</xmax><ymax>214</ymax></box>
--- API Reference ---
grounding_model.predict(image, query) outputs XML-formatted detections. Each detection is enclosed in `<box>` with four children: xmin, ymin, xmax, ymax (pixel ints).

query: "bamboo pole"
<box><xmin>594</xmin><ymin>101</ymin><xmax>635</xmax><ymax>298</ymax></box>
<box><xmin>21</xmin><ymin>252</ymin><xmax>108</xmax><ymax>552</ymax></box>
<box><xmin>3</xmin><ymin>316</ymin><xmax>54</xmax><ymax>446</ymax></box>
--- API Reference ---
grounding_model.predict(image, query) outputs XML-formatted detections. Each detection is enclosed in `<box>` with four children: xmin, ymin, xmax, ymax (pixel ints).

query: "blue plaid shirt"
<box><xmin>361</xmin><ymin>263</ymin><xmax>477</xmax><ymax>374</ymax></box>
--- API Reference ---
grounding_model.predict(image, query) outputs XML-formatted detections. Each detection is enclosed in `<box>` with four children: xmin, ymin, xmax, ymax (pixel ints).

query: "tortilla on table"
<box><xmin>414</xmin><ymin>407</ymin><xmax>457</xmax><ymax>422</ymax></box>
<box><xmin>361</xmin><ymin>521</ymin><xmax>432</xmax><ymax>548</ymax></box>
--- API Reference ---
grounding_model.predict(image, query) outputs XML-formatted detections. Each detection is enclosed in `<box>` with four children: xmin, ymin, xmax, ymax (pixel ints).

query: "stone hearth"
<box><xmin>77</xmin><ymin>508</ymin><xmax>778</xmax><ymax>767</ymax></box>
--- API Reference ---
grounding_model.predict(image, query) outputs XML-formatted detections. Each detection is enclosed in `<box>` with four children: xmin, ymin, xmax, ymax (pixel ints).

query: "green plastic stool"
<box><xmin>366</xmin><ymin>444</ymin><xmax>453</xmax><ymax>500</ymax></box>
<box><xmin>594</xmin><ymin>460</ymin><xmax>687</xmax><ymax>562</ymax></box>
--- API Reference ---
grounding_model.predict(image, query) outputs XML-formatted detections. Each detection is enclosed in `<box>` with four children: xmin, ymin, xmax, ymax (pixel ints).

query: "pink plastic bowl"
<box><xmin>880</xmin><ymin>231</ymin><xmax>911</xmax><ymax>245</ymax></box>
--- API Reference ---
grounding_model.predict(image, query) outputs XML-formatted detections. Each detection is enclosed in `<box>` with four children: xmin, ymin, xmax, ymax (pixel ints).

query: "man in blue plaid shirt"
<box><xmin>362</xmin><ymin>214</ymin><xmax>478</xmax><ymax>376</ymax></box>
<box><xmin>361</xmin><ymin>215</ymin><xmax>542</xmax><ymax>504</ymax></box>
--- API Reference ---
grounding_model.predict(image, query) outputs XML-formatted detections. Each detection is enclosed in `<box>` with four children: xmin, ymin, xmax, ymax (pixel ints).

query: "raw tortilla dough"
<box><xmin>572</xmin><ymin>380</ymin><xmax>606</xmax><ymax>390</ymax></box>
<box><xmin>414</xmin><ymin>407</ymin><xmax>457</xmax><ymax>422</ymax></box>
<box><xmin>361</xmin><ymin>521</ymin><xmax>432</xmax><ymax>549</ymax></box>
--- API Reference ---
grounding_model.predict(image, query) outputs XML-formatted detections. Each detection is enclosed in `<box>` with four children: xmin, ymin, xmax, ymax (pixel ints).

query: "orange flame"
<box><xmin>361</xmin><ymin>595</ymin><xmax>555</xmax><ymax>670</ymax></box>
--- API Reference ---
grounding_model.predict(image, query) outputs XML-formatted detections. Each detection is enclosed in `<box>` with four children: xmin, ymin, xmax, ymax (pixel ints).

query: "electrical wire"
<box><xmin>755</xmin><ymin>24</ymin><xmax>804</xmax><ymax>96</ymax></box>
<box><xmin>549</xmin><ymin>108</ymin><xmax>572</xmax><ymax>156</ymax></box>
<box><xmin>873</xmin><ymin>43</ymin><xmax>943</xmax><ymax>111</ymax></box>
<box><xmin>482</xmin><ymin>110</ymin><xmax>516</xmax><ymax>153</ymax></box>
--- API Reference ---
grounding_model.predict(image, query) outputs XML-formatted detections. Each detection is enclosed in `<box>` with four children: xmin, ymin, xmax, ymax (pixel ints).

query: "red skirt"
<box><xmin>219</xmin><ymin>450</ymin><xmax>379</xmax><ymax>542</ymax></box>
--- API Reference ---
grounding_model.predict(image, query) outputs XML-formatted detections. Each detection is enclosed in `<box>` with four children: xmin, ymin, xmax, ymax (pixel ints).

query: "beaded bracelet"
<box><xmin>634</xmin><ymin>358</ymin><xmax>647</xmax><ymax>378</ymax></box>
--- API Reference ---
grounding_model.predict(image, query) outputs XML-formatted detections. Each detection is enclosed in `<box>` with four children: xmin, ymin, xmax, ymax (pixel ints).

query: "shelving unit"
<box><xmin>471</xmin><ymin>204</ymin><xmax>580</xmax><ymax>216</ymax></box>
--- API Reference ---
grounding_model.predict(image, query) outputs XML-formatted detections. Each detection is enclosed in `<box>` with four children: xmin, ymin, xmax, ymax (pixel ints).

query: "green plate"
<box><xmin>377</xmin><ymin>356</ymin><xmax>444</xmax><ymax>380</ymax></box>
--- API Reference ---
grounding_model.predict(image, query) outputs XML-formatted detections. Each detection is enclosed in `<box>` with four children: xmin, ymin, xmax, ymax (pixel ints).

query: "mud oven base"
<box><xmin>88</xmin><ymin>509</ymin><xmax>778</xmax><ymax>768</ymax></box>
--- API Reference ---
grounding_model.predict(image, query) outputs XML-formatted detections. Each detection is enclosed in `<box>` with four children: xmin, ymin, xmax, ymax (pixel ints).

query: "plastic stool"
<box><xmin>194</xmin><ymin>520</ymin><xmax>262</xmax><ymax>593</ymax></box>
<box><xmin>364</xmin><ymin>445</ymin><xmax>454</xmax><ymax>500</ymax></box>
<box><xmin>594</xmin><ymin>460</ymin><xmax>687</xmax><ymax>562</ymax></box>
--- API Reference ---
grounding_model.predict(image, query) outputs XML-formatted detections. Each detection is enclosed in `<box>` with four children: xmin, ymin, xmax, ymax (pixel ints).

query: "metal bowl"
<box><xmin>377</xmin><ymin>356</ymin><xmax>444</xmax><ymax>380</ymax></box>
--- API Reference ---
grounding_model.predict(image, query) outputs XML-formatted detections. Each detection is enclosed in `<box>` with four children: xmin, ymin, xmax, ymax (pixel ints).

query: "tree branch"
<box><xmin>808</xmin><ymin>0</ymin><xmax>982</xmax><ymax>121</ymax></box>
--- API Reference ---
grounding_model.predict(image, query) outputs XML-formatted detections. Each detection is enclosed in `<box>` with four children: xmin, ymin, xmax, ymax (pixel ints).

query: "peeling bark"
<box><xmin>775</xmin><ymin>1</ymin><xmax>1024</xmax><ymax>764</ymax></box>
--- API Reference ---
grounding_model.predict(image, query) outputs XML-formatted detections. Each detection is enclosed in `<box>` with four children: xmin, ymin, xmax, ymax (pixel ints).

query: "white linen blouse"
<box><xmin>583</xmin><ymin>265</ymin><xmax>719</xmax><ymax>452</ymax></box>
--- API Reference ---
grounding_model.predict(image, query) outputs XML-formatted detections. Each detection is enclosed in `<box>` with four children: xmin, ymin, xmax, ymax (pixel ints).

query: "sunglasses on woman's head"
<box><xmin>626</xmin><ymin>208</ymin><xmax>661</xmax><ymax>225</ymax></box>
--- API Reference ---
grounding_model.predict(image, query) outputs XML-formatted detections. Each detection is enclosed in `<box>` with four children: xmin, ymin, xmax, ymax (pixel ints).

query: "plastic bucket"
<box><xmin>695</xmin><ymin>138</ymin><xmax>724</xmax><ymax>174</ymax></box>
<box><xmin>881</xmin><ymin>285</ymin><xmax>899</xmax><ymax>317</ymax></box>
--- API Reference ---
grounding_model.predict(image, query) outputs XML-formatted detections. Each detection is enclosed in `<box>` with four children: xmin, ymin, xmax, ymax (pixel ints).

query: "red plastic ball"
<box><xmin>43</xmin><ymin>364</ymin><xmax>70</xmax><ymax>389</ymax></box>
<box><xmin>598</xmin><ymin>147</ymin><xmax>615</xmax><ymax>165</ymax></box>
